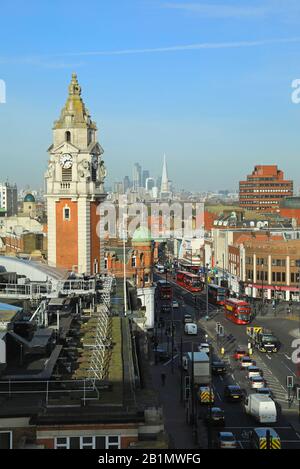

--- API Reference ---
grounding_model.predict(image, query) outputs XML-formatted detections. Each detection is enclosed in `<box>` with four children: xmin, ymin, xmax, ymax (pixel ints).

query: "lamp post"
<box><xmin>205</xmin><ymin>263</ymin><xmax>209</xmax><ymax>321</ymax></box>
<box><xmin>261</xmin><ymin>262</ymin><xmax>264</xmax><ymax>312</ymax></box>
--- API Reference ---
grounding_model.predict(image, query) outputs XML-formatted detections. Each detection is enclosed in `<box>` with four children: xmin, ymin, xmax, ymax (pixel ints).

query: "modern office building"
<box><xmin>239</xmin><ymin>165</ymin><xmax>293</xmax><ymax>212</ymax></box>
<box><xmin>0</xmin><ymin>182</ymin><xmax>18</xmax><ymax>216</ymax></box>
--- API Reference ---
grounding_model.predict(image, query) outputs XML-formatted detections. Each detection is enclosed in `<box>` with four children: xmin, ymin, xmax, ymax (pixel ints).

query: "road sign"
<box><xmin>287</xmin><ymin>376</ymin><xmax>294</xmax><ymax>388</ymax></box>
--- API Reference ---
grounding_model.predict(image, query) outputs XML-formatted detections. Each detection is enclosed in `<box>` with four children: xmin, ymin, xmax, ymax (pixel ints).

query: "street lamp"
<box><xmin>261</xmin><ymin>262</ymin><xmax>264</xmax><ymax>310</ymax></box>
<box><xmin>205</xmin><ymin>263</ymin><xmax>209</xmax><ymax>321</ymax></box>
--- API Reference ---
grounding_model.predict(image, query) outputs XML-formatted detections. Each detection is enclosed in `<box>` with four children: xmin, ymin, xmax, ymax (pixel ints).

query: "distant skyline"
<box><xmin>0</xmin><ymin>0</ymin><xmax>300</xmax><ymax>191</ymax></box>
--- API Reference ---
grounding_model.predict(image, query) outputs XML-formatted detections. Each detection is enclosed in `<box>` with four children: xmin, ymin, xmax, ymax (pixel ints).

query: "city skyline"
<box><xmin>0</xmin><ymin>1</ymin><xmax>300</xmax><ymax>191</ymax></box>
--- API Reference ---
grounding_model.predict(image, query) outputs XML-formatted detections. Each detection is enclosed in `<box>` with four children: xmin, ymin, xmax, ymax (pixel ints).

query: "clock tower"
<box><xmin>45</xmin><ymin>73</ymin><xmax>107</xmax><ymax>274</ymax></box>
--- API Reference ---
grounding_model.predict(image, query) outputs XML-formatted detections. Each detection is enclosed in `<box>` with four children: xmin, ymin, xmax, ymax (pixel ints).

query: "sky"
<box><xmin>0</xmin><ymin>0</ymin><xmax>300</xmax><ymax>192</ymax></box>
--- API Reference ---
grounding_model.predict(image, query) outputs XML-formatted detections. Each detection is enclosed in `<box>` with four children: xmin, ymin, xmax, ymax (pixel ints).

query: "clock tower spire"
<box><xmin>45</xmin><ymin>74</ymin><xmax>107</xmax><ymax>275</ymax></box>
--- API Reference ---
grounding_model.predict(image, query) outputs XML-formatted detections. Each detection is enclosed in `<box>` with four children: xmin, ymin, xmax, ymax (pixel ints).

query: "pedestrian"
<box><xmin>161</xmin><ymin>372</ymin><xmax>166</xmax><ymax>386</ymax></box>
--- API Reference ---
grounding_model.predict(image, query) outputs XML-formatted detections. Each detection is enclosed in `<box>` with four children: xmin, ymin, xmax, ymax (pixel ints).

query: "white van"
<box><xmin>184</xmin><ymin>323</ymin><xmax>198</xmax><ymax>335</ymax></box>
<box><xmin>244</xmin><ymin>394</ymin><xmax>277</xmax><ymax>424</ymax></box>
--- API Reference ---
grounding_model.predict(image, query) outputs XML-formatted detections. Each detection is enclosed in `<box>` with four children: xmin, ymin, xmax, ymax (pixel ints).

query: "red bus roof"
<box><xmin>177</xmin><ymin>271</ymin><xmax>200</xmax><ymax>279</ymax></box>
<box><xmin>225</xmin><ymin>298</ymin><xmax>249</xmax><ymax>306</ymax></box>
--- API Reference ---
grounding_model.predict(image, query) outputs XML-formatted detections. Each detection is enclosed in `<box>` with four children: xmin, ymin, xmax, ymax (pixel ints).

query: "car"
<box><xmin>184</xmin><ymin>323</ymin><xmax>198</xmax><ymax>335</ymax></box>
<box><xmin>217</xmin><ymin>432</ymin><xmax>238</xmax><ymax>449</ymax></box>
<box><xmin>224</xmin><ymin>385</ymin><xmax>244</xmax><ymax>402</ymax></box>
<box><xmin>240</xmin><ymin>356</ymin><xmax>256</xmax><ymax>369</ymax></box>
<box><xmin>233</xmin><ymin>349</ymin><xmax>247</xmax><ymax>360</ymax></box>
<box><xmin>198</xmin><ymin>343</ymin><xmax>210</xmax><ymax>355</ymax></box>
<box><xmin>183</xmin><ymin>314</ymin><xmax>193</xmax><ymax>324</ymax></box>
<box><xmin>212</xmin><ymin>361</ymin><xmax>227</xmax><ymax>375</ymax></box>
<box><xmin>172</xmin><ymin>299</ymin><xmax>179</xmax><ymax>308</ymax></box>
<box><xmin>205</xmin><ymin>407</ymin><xmax>225</xmax><ymax>427</ymax></box>
<box><xmin>155</xmin><ymin>264</ymin><xmax>165</xmax><ymax>273</ymax></box>
<box><xmin>255</xmin><ymin>387</ymin><xmax>273</xmax><ymax>398</ymax></box>
<box><xmin>247</xmin><ymin>366</ymin><xmax>262</xmax><ymax>379</ymax></box>
<box><xmin>249</xmin><ymin>376</ymin><xmax>265</xmax><ymax>389</ymax></box>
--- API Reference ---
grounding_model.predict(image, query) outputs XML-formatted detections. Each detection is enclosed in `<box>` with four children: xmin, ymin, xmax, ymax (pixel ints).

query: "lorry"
<box><xmin>244</xmin><ymin>394</ymin><xmax>277</xmax><ymax>424</ymax></box>
<box><xmin>183</xmin><ymin>351</ymin><xmax>210</xmax><ymax>385</ymax></box>
<box><xmin>246</xmin><ymin>327</ymin><xmax>280</xmax><ymax>353</ymax></box>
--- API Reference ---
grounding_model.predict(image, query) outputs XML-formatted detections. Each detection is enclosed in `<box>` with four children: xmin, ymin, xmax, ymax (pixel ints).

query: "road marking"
<box><xmin>266</xmin><ymin>354</ymin><xmax>272</xmax><ymax>360</ymax></box>
<box><xmin>219</xmin><ymin>375</ymin><xmax>224</xmax><ymax>382</ymax></box>
<box><xmin>163</xmin><ymin>355</ymin><xmax>178</xmax><ymax>366</ymax></box>
<box><xmin>285</xmin><ymin>354</ymin><xmax>292</xmax><ymax>360</ymax></box>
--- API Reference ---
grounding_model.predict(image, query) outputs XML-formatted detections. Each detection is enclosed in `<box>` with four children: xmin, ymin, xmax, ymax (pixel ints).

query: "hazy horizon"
<box><xmin>0</xmin><ymin>0</ymin><xmax>300</xmax><ymax>192</ymax></box>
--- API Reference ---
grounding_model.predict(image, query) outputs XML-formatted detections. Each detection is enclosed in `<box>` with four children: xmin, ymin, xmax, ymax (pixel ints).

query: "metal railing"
<box><xmin>0</xmin><ymin>378</ymin><xmax>100</xmax><ymax>406</ymax></box>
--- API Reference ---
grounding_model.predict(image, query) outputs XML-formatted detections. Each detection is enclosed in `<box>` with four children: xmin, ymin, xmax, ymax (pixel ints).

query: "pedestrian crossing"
<box><xmin>254</xmin><ymin>356</ymin><xmax>288</xmax><ymax>401</ymax></box>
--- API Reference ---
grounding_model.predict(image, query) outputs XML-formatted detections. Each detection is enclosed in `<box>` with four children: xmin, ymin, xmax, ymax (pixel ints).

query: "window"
<box><xmin>64</xmin><ymin>207</ymin><xmax>70</xmax><ymax>221</ymax></box>
<box><xmin>55</xmin><ymin>435</ymin><xmax>121</xmax><ymax>450</ymax></box>
<box><xmin>55</xmin><ymin>437</ymin><xmax>69</xmax><ymax>449</ymax></box>
<box><xmin>81</xmin><ymin>437</ymin><xmax>94</xmax><ymax>449</ymax></box>
<box><xmin>65</xmin><ymin>131</ymin><xmax>71</xmax><ymax>142</ymax></box>
<box><xmin>131</xmin><ymin>256</ymin><xmax>136</xmax><ymax>268</ymax></box>
<box><xmin>0</xmin><ymin>431</ymin><xmax>12</xmax><ymax>449</ymax></box>
<box><xmin>107</xmin><ymin>436</ymin><xmax>120</xmax><ymax>449</ymax></box>
<box><xmin>104</xmin><ymin>258</ymin><xmax>108</xmax><ymax>270</ymax></box>
<box><xmin>62</xmin><ymin>168</ymin><xmax>72</xmax><ymax>182</ymax></box>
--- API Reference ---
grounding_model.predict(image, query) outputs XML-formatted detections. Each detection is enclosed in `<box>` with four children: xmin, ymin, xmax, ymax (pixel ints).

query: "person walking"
<box><xmin>161</xmin><ymin>372</ymin><xmax>166</xmax><ymax>386</ymax></box>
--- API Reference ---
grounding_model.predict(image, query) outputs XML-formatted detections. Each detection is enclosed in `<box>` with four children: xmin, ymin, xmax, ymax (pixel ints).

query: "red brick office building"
<box><xmin>239</xmin><ymin>165</ymin><xmax>293</xmax><ymax>212</ymax></box>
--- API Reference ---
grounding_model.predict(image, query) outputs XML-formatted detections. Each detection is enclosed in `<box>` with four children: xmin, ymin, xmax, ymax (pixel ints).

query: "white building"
<box><xmin>0</xmin><ymin>182</ymin><xmax>18</xmax><ymax>216</ymax></box>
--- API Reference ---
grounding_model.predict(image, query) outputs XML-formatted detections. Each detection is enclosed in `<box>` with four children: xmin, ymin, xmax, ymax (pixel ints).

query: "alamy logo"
<box><xmin>0</xmin><ymin>80</ymin><xmax>6</xmax><ymax>104</ymax></box>
<box><xmin>291</xmin><ymin>79</ymin><xmax>300</xmax><ymax>104</ymax></box>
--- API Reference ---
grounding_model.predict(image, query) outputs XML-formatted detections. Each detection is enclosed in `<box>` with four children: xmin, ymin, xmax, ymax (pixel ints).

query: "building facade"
<box><xmin>239</xmin><ymin>165</ymin><xmax>293</xmax><ymax>212</ymax></box>
<box><xmin>0</xmin><ymin>182</ymin><xmax>18</xmax><ymax>217</ymax></box>
<box><xmin>45</xmin><ymin>74</ymin><xmax>107</xmax><ymax>274</ymax></box>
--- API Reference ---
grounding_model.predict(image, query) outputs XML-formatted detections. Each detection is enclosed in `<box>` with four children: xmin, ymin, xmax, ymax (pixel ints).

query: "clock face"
<box><xmin>60</xmin><ymin>153</ymin><xmax>73</xmax><ymax>169</ymax></box>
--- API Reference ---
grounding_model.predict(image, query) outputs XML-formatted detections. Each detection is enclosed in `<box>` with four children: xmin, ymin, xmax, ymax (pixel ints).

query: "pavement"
<box><xmin>148</xmin><ymin>359</ymin><xmax>204</xmax><ymax>449</ymax></box>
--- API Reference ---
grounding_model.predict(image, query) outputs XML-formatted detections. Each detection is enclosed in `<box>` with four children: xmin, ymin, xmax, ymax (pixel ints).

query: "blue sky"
<box><xmin>0</xmin><ymin>0</ymin><xmax>300</xmax><ymax>192</ymax></box>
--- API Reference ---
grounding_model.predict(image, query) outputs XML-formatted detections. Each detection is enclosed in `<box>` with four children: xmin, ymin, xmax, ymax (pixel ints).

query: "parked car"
<box><xmin>224</xmin><ymin>385</ymin><xmax>244</xmax><ymax>402</ymax></box>
<box><xmin>205</xmin><ymin>407</ymin><xmax>225</xmax><ymax>427</ymax></box>
<box><xmin>247</xmin><ymin>366</ymin><xmax>262</xmax><ymax>379</ymax></box>
<box><xmin>249</xmin><ymin>376</ymin><xmax>265</xmax><ymax>389</ymax></box>
<box><xmin>217</xmin><ymin>432</ymin><xmax>238</xmax><ymax>449</ymax></box>
<box><xmin>198</xmin><ymin>343</ymin><xmax>210</xmax><ymax>355</ymax></box>
<box><xmin>233</xmin><ymin>348</ymin><xmax>247</xmax><ymax>360</ymax></box>
<box><xmin>212</xmin><ymin>361</ymin><xmax>227</xmax><ymax>375</ymax></box>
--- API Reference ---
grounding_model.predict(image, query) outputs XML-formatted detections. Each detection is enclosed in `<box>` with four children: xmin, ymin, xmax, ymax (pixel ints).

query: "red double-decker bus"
<box><xmin>207</xmin><ymin>283</ymin><xmax>228</xmax><ymax>305</ymax></box>
<box><xmin>176</xmin><ymin>271</ymin><xmax>202</xmax><ymax>293</ymax></box>
<box><xmin>156</xmin><ymin>280</ymin><xmax>173</xmax><ymax>312</ymax></box>
<box><xmin>224</xmin><ymin>298</ymin><xmax>252</xmax><ymax>325</ymax></box>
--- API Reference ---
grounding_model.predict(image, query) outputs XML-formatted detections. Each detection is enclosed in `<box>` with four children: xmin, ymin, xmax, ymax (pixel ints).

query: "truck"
<box><xmin>184</xmin><ymin>351</ymin><xmax>210</xmax><ymax>385</ymax></box>
<box><xmin>246</xmin><ymin>327</ymin><xmax>279</xmax><ymax>353</ymax></box>
<box><xmin>244</xmin><ymin>394</ymin><xmax>277</xmax><ymax>424</ymax></box>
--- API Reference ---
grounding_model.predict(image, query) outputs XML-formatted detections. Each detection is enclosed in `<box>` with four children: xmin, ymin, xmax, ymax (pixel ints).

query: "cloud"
<box><xmin>0</xmin><ymin>37</ymin><xmax>300</xmax><ymax>66</ymax></box>
<box><xmin>54</xmin><ymin>37</ymin><xmax>300</xmax><ymax>57</ymax></box>
<box><xmin>162</xmin><ymin>2</ymin><xmax>268</xmax><ymax>18</ymax></box>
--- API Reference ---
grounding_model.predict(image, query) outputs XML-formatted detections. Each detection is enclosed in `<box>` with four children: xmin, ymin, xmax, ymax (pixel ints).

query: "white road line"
<box><xmin>266</xmin><ymin>354</ymin><xmax>272</xmax><ymax>360</ymax></box>
<box><xmin>163</xmin><ymin>354</ymin><xmax>178</xmax><ymax>366</ymax></box>
<box><xmin>285</xmin><ymin>354</ymin><xmax>292</xmax><ymax>360</ymax></box>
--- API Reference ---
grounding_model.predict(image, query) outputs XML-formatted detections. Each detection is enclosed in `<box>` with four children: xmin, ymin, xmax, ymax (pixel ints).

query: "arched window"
<box><xmin>65</xmin><ymin>131</ymin><xmax>71</xmax><ymax>142</ymax></box>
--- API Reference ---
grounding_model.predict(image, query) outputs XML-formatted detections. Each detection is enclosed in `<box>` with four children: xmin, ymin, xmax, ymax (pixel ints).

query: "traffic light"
<box><xmin>287</xmin><ymin>376</ymin><xmax>294</xmax><ymax>388</ymax></box>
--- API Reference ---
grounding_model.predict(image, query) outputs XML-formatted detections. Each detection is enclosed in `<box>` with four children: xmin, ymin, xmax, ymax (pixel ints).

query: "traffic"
<box><xmin>153</xmin><ymin>263</ymin><xmax>299</xmax><ymax>449</ymax></box>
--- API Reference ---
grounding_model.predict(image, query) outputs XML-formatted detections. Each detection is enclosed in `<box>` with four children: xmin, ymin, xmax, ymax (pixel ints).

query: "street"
<box><xmin>152</xmin><ymin>272</ymin><xmax>300</xmax><ymax>449</ymax></box>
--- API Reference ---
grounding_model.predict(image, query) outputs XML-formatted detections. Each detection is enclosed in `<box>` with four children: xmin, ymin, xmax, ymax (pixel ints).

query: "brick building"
<box><xmin>239</xmin><ymin>165</ymin><xmax>293</xmax><ymax>212</ymax></box>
